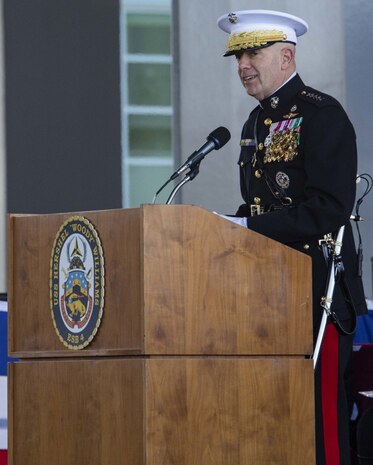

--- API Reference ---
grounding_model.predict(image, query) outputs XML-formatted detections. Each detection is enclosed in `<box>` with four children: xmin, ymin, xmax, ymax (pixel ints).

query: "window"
<box><xmin>120</xmin><ymin>0</ymin><xmax>172</xmax><ymax>207</ymax></box>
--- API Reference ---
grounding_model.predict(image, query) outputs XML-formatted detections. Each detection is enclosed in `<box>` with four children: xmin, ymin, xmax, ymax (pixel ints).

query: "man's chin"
<box><xmin>246</xmin><ymin>88</ymin><xmax>262</xmax><ymax>101</ymax></box>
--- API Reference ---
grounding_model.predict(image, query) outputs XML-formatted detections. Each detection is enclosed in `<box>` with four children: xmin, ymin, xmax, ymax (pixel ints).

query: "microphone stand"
<box><xmin>166</xmin><ymin>163</ymin><xmax>200</xmax><ymax>205</ymax></box>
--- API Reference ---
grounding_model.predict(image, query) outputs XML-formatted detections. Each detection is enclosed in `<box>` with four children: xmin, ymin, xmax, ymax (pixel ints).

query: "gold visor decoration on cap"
<box><xmin>227</xmin><ymin>30</ymin><xmax>287</xmax><ymax>53</ymax></box>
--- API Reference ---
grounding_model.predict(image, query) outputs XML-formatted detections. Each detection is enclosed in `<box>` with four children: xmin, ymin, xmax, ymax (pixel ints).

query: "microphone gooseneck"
<box><xmin>152</xmin><ymin>126</ymin><xmax>231</xmax><ymax>204</ymax></box>
<box><xmin>170</xmin><ymin>126</ymin><xmax>231</xmax><ymax>180</ymax></box>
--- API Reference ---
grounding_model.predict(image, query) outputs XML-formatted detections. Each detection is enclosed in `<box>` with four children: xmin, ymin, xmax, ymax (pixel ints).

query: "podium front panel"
<box><xmin>142</xmin><ymin>205</ymin><xmax>313</xmax><ymax>355</ymax></box>
<box><xmin>8</xmin><ymin>209</ymin><xmax>143</xmax><ymax>357</ymax></box>
<box><xmin>145</xmin><ymin>357</ymin><xmax>315</xmax><ymax>465</ymax></box>
<box><xmin>9</xmin><ymin>356</ymin><xmax>314</xmax><ymax>465</ymax></box>
<box><xmin>9</xmin><ymin>358</ymin><xmax>144</xmax><ymax>465</ymax></box>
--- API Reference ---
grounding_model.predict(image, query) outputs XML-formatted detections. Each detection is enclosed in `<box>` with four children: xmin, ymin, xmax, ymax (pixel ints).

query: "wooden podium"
<box><xmin>8</xmin><ymin>205</ymin><xmax>315</xmax><ymax>464</ymax></box>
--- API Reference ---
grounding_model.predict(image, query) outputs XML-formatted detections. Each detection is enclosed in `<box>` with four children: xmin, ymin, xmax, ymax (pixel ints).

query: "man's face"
<box><xmin>236</xmin><ymin>44</ymin><xmax>290</xmax><ymax>101</ymax></box>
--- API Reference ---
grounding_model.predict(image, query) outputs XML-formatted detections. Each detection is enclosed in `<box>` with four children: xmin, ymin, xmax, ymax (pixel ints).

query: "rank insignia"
<box><xmin>264</xmin><ymin>117</ymin><xmax>303</xmax><ymax>163</ymax></box>
<box><xmin>301</xmin><ymin>90</ymin><xmax>324</xmax><ymax>102</ymax></box>
<box><xmin>276</xmin><ymin>171</ymin><xmax>290</xmax><ymax>189</ymax></box>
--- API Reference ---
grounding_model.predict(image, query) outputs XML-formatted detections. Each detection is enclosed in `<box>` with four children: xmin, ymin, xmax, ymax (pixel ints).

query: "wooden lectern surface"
<box><xmin>8</xmin><ymin>205</ymin><xmax>312</xmax><ymax>357</ymax></box>
<box><xmin>9</xmin><ymin>357</ymin><xmax>315</xmax><ymax>465</ymax></box>
<box><xmin>8</xmin><ymin>206</ymin><xmax>315</xmax><ymax>465</ymax></box>
<box><xmin>142</xmin><ymin>205</ymin><xmax>312</xmax><ymax>355</ymax></box>
<box><xmin>146</xmin><ymin>357</ymin><xmax>315</xmax><ymax>465</ymax></box>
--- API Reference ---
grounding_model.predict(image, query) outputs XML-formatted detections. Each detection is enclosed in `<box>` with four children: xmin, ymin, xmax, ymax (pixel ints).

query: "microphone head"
<box><xmin>207</xmin><ymin>126</ymin><xmax>231</xmax><ymax>149</ymax></box>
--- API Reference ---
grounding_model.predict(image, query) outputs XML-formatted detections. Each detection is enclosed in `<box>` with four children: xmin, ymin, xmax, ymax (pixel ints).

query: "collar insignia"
<box><xmin>270</xmin><ymin>96</ymin><xmax>279</xmax><ymax>109</ymax></box>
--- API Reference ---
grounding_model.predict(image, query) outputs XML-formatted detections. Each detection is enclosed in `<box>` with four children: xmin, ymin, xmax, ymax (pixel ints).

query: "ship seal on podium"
<box><xmin>50</xmin><ymin>216</ymin><xmax>105</xmax><ymax>350</ymax></box>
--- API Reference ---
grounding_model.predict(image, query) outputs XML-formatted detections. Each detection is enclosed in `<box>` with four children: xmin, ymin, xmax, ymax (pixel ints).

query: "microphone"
<box><xmin>170</xmin><ymin>126</ymin><xmax>231</xmax><ymax>180</ymax></box>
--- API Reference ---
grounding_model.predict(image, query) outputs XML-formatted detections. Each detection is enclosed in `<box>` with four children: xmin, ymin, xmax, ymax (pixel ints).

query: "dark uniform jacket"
<box><xmin>236</xmin><ymin>73</ymin><xmax>367</xmax><ymax>337</ymax></box>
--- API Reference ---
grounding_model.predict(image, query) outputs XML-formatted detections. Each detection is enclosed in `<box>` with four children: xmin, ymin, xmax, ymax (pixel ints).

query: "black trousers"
<box><xmin>314</xmin><ymin>322</ymin><xmax>354</xmax><ymax>465</ymax></box>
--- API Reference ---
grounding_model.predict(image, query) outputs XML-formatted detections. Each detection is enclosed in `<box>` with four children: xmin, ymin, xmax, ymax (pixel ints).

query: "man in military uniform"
<box><xmin>217</xmin><ymin>10</ymin><xmax>367</xmax><ymax>465</ymax></box>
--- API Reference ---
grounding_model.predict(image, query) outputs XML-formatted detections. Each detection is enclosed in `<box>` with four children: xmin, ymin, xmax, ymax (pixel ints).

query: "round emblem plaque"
<box><xmin>50</xmin><ymin>216</ymin><xmax>105</xmax><ymax>350</ymax></box>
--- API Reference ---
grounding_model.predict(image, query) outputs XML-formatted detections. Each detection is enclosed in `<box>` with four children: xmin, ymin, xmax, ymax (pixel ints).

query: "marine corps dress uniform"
<box><xmin>236</xmin><ymin>73</ymin><xmax>367</xmax><ymax>465</ymax></box>
<box><xmin>217</xmin><ymin>9</ymin><xmax>368</xmax><ymax>465</ymax></box>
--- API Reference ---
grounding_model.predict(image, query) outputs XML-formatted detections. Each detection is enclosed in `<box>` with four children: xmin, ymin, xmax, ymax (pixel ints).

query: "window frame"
<box><xmin>120</xmin><ymin>0</ymin><xmax>172</xmax><ymax>207</ymax></box>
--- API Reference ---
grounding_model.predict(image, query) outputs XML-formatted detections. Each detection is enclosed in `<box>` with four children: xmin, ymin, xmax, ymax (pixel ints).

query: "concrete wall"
<box><xmin>345</xmin><ymin>0</ymin><xmax>373</xmax><ymax>297</ymax></box>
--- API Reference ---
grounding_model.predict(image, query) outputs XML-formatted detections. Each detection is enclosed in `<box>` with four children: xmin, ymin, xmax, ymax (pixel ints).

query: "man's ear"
<box><xmin>281</xmin><ymin>46</ymin><xmax>295</xmax><ymax>69</ymax></box>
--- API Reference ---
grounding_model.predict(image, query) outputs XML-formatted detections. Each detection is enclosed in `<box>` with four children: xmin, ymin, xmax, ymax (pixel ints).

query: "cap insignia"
<box><xmin>228</xmin><ymin>13</ymin><xmax>238</xmax><ymax>24</ymax></box>
<box><xmin>227</xmin><ymin>30</ymin><xmax>287</xmax><ymax>54</ymax></box>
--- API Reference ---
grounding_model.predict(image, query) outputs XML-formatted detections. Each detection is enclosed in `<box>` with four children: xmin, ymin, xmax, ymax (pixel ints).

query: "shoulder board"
<box><xmin>298</xmin><ymin>87</ymin><xmax>339</xmax><ymax>108</ymax></box>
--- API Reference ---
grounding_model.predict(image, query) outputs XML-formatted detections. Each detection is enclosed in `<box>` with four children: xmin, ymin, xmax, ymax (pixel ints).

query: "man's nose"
<box><xmin>237</xmin><ymin>53</ymin><xmax>252</xmax><ymax>68</ymax></box>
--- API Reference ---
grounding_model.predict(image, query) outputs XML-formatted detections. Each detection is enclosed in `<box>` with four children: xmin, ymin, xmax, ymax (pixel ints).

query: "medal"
<box><xmin>264</xmin><ymin>134</ymin><xmax>272</xmax><ymax>147</ymax></box>
<box><xmin>276</xmin><ymin>172</ymin><xmax>290</xmax><ymax>189</ymax></box>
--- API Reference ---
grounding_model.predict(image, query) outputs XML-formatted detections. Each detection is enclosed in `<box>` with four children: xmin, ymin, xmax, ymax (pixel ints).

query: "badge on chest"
<box><xmin>263</xmin><ymin>117</ymin><xmax>303</xmax><ymax>163</ymax></box>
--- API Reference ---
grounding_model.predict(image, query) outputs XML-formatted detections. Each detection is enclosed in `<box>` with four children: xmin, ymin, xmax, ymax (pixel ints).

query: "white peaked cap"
<box><xmin>217</xmin><ymin>10</ymin><xmax>308</xmax><ymax>56</ymax></box>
